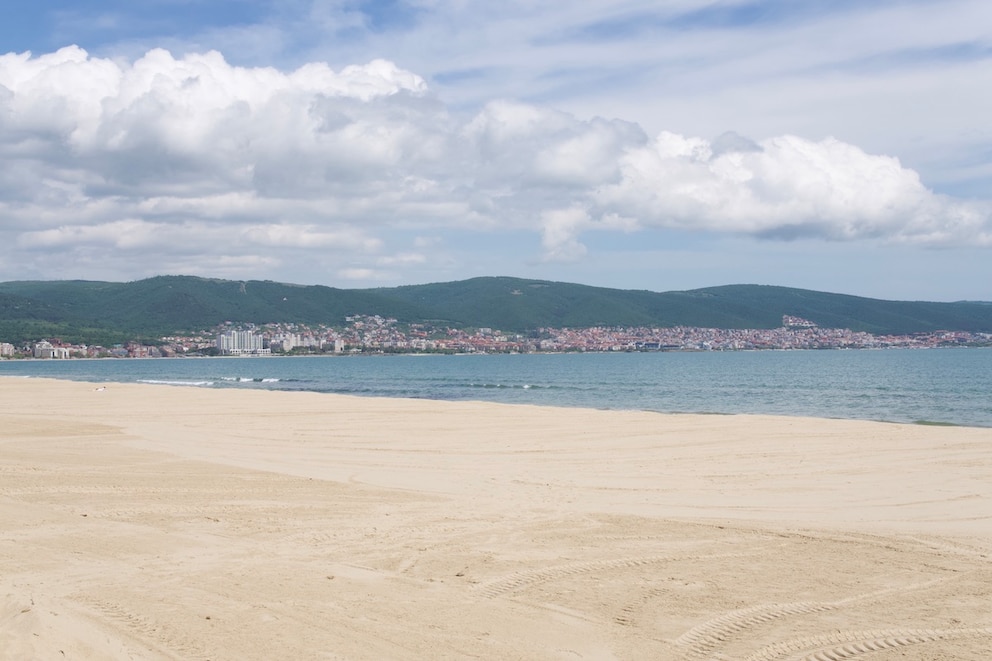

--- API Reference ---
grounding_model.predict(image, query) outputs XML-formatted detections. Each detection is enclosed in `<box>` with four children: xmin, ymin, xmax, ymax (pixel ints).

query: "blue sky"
<box><xmin>0</xmin><ymin>1</ymin><xmax>990</xmax><ymax>301</ymax></box>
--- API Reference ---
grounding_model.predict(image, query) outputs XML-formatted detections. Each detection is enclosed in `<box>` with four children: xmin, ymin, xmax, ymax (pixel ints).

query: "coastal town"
<box><xmin>2</xmin><ymin>314</ymin><xmax>991</xmax><ymax>359</ymax></box>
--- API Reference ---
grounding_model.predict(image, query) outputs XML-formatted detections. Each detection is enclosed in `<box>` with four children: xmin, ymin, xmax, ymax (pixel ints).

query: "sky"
<box><xmin>0</xmin><ymin>1</ymin><xmax>990</xmax><ymax>301</ymax></box>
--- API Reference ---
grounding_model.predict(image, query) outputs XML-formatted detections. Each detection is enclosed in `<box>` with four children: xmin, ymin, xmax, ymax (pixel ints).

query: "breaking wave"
<box><xmin>138</xmin><ymin>379</ymin><xmax>215</xmax><ymax>387</ymax></box>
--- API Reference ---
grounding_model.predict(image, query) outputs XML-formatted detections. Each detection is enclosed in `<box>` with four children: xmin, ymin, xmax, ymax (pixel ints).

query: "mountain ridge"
<box><xmin>1</xmin><ymin>275</ymin><xmax>991</xmax><ymax>345</ymax></box>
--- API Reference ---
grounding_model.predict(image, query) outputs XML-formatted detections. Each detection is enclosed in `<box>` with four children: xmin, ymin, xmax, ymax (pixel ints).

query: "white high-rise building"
<box><xmin>271</xmin><ymin>332</ymin><xmax>302</xmax><ymax>352</ymax></box>
<box><xmin>216</xmin><ymin>331</ymin><xmax>269</xmax><ymax>355</ymax></box>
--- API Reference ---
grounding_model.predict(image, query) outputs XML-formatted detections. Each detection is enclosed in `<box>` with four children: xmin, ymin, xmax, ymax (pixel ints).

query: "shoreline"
<box><xmin>3</xmin><ymin>377</ymin><xmax>991</xmax><ymax>658</ymax></box>
<box><xmin>3</xmin><ymin>353</ymin><xmax>992</xmax><ymax>430</ymax></box>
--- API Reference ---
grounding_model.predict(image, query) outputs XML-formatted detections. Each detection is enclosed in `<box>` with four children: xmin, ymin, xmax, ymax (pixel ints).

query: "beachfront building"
<box><xmin>216</xmin><ymin>330</ymin><xmax>270</xmax><ymax>356</ymax></box>
<box><xmin>0</xmin><ymin>342</ymin><xmax>15</xmax><ymax>357</ymax></box>
<box><xmin>32</xmin><ymin>340</ymin><xmax>70</xmax><ymax>359</ymax></box>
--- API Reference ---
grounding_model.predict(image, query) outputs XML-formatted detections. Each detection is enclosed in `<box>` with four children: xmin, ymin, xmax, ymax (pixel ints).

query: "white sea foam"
<box><xmin>138</xmin><ymin>379</ymin><xmax>215</xmax><ymax>387</ymax></box>
<box><xmin>221</xmin><ymin>376</ymin><xmax>281</xmax><ymax>383</ymax></box>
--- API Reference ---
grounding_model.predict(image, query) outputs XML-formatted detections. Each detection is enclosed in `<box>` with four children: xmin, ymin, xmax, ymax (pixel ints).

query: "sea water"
<box><xmin>2</xmin><ymin>348</ymin><xmax>991</xmax><ymax>427</ymax></box>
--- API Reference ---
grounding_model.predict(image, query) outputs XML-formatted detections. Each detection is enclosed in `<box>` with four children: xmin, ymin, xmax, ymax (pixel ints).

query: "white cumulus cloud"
<box><xmin>592</xmin><ymin>132</ymin><xmax>989</xmax><ymax>243</ymax></box>
<box><xmin>0</xmin><ymin>46</ymin><xmax>988</xmax><ymax>285</ymax></box>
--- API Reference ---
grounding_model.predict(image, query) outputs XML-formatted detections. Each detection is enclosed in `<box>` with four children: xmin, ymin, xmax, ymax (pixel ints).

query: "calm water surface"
<box><xmin>2</xmin><ymin>349</ymin><xmax>991</xmax><ymax>427</ymax></box>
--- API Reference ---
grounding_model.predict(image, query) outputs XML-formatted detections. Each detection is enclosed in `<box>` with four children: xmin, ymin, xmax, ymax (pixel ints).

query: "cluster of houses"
<box><xmin>0</xmin><ymin>340</ymin><xmax>168</xmax><ymax>360</ymax></box>
<box><xmin>1</xmin><ymin>340</ymin><xmax>76</xmax><ymax>359</ymax></box>
<box><xmin>4</xmin><ymin>314</ymin><xmax>992</xmax><ymax>359</ymax></box>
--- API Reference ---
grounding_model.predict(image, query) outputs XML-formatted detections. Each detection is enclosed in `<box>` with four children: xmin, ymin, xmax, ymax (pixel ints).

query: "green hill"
<box><xmin>1</xmin><ymin>275</ymin><xmax>991</xmax><ymax>345</ymax></box>
<box><xmin>0</xmin><ymin>276</ymin><xmax>430</xmax><ymax>344</ymax></box>
<box><xmin>371</xmin><ymin>278</ymin><xmax>992</xmax><ymax>334</ymax></box>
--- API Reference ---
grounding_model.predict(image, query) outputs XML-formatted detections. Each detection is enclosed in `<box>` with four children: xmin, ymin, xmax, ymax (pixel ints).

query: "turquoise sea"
<box><xmin>2</xmin><ymin>348</ymin><xmax>991</xmax><ymax>427</ymax></box>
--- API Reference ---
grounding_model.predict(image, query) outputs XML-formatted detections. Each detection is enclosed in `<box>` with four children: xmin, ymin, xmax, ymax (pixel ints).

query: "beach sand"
<box><xmin>2</xmin><ymin>377</ymin><xmax>991</xmax><ymax>660</ymax></box>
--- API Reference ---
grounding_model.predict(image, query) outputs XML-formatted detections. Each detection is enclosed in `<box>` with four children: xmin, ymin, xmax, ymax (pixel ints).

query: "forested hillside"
<box><xmin>1</xmin><ymin>275</ymin><xmax>991</xmax><ymax>344</ymax></box>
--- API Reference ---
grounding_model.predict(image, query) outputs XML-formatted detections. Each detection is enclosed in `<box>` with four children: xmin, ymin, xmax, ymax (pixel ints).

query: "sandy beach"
<box><xmin>2</xmin><ymin>377</ymin><xmax>991</xmax><ymax>660</ymax></box>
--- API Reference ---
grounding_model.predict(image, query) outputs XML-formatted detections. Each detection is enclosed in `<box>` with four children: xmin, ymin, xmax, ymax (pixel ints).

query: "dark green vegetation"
<box><xmin>0</xmin><ymin>277</ymin><xmax>422</xmax><ymax>345</ymax></box>
<box><xmin>1</xmin><ymin>275</ymin><xmax>991</xmax><ymax>344</ymax></box>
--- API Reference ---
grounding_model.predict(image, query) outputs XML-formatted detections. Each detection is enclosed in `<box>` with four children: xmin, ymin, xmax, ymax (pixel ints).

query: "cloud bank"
<box><xmin>0</xmin><ymin>46</ymin><xmax>988</xmax><ymax>283</ymax></box>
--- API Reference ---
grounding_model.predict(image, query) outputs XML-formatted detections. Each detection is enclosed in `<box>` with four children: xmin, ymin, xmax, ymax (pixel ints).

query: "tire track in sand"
<box><xmin>474</xmin><ymin>549</ymin><xmax>766</xmax><ymax>600</ymax></box>
<box><xmin>742</xmin><ymin>627</ymin><xmax>992</xmax><ymax>661</ymax></box>
<box><xmin>75</xmin><ymin>597</ymin><xmax>211</xmax><ymax>660</ymax></box>
<box><xmin>673</xmin><ymin>579</ymin><xmax>948</xmax><ymax>660</ymax></box>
